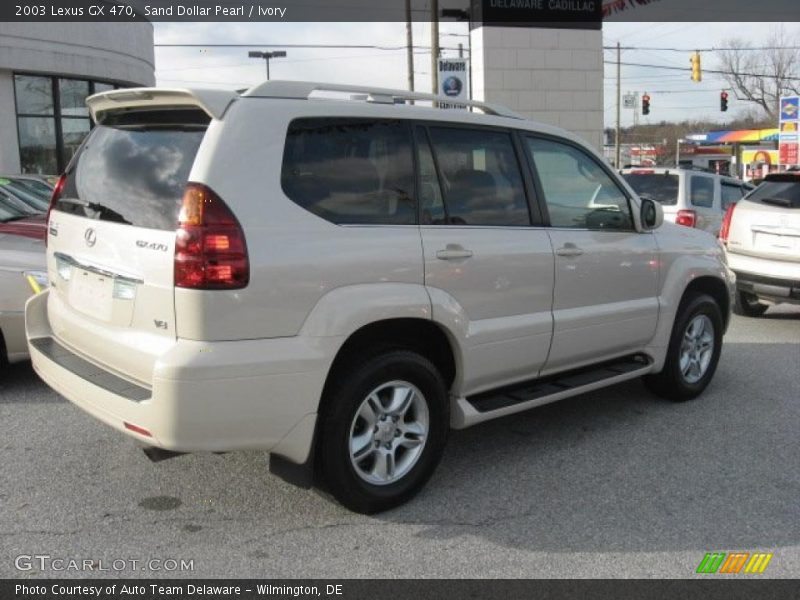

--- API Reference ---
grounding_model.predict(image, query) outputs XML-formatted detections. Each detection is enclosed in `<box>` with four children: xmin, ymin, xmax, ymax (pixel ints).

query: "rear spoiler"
<box><xmin>86</xmin><ymin>88</ymin><xmax>237</xmax><ymax>123</ymax></box>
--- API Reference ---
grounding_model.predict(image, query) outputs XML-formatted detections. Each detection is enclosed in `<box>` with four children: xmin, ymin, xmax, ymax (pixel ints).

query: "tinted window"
<box><xmin>282</xmin><ymin>119</ymin><xmax>415</xmax><ymax>225</ymax></box>
<box><xmin>748</xmin><ymin>179</ymin><xmax>800</xmax><ymax>209</ymax></box>
<box><xmin>690</xmin><ymin>175</ymin><xmax>715</xmax><ymax>208</ymax></box>
<box><xmin>622</xmin><ymin>173</ymin><xmax>679</xmax><ymax>205</ymax></box>
<box><xmin>721</xmin><ymin>182</ymin><xmax>745</xmax><ymax>210</ymax></box>
<box><xmin>427</xmin><ymin>127</ymin><xmax>529</xmax><ymax>226</ymax></box>
<box><xmin>415</xmin><ymin>126</ymin><xmax>446</xmax><ymax>225</ymax></box>
<box><xmin>57</xmin><ymin>119</ymin><xmax>207</xmax><ymax>231</ymax></box>
<box><xmin>528</xmin><ymin>137</ymin><xmax>633</xmax><ymax>230</ymax></box>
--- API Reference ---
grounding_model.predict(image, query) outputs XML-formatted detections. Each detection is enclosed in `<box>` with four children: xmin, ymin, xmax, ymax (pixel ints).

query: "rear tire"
<box><xmin>644</xmin><ymin>293</ymin><xmax>723</xmax><ymax>402</ymax></box>
<box><xmin>318</xmin><ymin>349</ymin><xmax>449</xmax><ymax>514</ymax></box>
<box><xmin>733</xmin><ymin>290</ymin><xmax>768</xmax><ymax>317</ymax></box>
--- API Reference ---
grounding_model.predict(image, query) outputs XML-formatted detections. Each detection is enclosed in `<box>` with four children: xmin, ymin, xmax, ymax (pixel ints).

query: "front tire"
<box><xmin>644</xmin><ymin>293</ymin><xmax>723</xmax><ymax>402</ymax></box>
<box><xmin>733</xmin><ymin>290</ymin><xmax>768</xmax><ymax>317</ymax></box>
<box><xmin>318</xmin><ymin>350</ymin><xmax>449</xmax><ymax>514</ymax></box>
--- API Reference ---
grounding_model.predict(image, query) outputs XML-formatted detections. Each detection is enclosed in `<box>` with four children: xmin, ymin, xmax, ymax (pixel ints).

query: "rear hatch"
<box><xmin>727</xmin><ymin>176</ymin><xmax>800</xmax><ymax>262</ymax></box>
<box><xmin>46</xmin><ymin>99</ymin><xmax>217</xmax><ymax>385</ymax></box>
<box><xmin>622</xmin><ymin>171</ymin><xmax>680</xmax><ymax>222</ymax></box>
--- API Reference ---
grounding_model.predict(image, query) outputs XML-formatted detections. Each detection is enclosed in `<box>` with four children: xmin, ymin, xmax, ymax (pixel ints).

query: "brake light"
<box><xmin>174</xmin><ymin>183</ymin><xmax>249</xmax><ymax>289</ymax></box>
<box><xmin>675</xmin><ymin>209</ymin><xmax>697</xmax><ymax>228</ymax></box>
<box><xmin>719</xmin><ymin>203</ymin><xmax>736</xmax><ymax>244</ymax></box>
<box><xmin>45</xmin><ymin>174</ymin><xmax>66</xmax><ymax>248</ymax></box>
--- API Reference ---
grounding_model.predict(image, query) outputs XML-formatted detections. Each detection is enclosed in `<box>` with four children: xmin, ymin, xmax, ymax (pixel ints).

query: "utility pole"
<box><xmin>431</xmin><ymin>0</ymin><xmax>439</xmax><ymax>98</ymax></box>
<box><xmin>615</xmin><ymin>42</ymin><xmax>621</xmax><ymax>169</ymax></box>
<box><xmin>405</xmin><ymin>0</ymin><xmax>414</xmax><ymax>97</ymax></box>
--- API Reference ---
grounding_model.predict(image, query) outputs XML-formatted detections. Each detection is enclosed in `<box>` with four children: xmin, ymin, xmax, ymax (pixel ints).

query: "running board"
<box><xmin>451</xmin><ymin>354</ymin><xmax>654</xmax><ymax>429</ymax></box>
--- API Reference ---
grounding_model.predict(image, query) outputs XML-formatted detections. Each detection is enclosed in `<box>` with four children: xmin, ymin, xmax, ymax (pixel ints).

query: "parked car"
<box><xmin>1</xmin><ymin>232</ymin><xmax>47</xmax><ymax>369</ymax></box>
<box><xmin>720</xmin><ymin>172</ymin><xmax>800</xmax><ymax>316</ymax></box>
<box><xmin>621</xmin><ymin>167</ymin><xmax>754</xmax><ymax>236</ymax></box>
<box><xmin>0</xmin><ymin>186</ymin><xmax>40</xmax><ymax>217</ymax></box>
<box><xmin>0</xmin><ymin>213</ymin><xmax>47</xmax><ymax>241</ymax></box>
<box><xmin>0</xmin><ymin>174</ymin><xmax>54</xmax><ymax>200</ymax></box>
<box><xmin>27</xmin><ymin>82</ymin><xmax>734</xmax><ymax>513</ymax></box>
<box><xmin>0</xmin><ymin>178</ymin><xmax>49</xmax><ymax>212</ymax></box>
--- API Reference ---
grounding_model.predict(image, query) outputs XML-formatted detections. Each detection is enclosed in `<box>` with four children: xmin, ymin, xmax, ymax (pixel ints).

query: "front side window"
<box><xmin>527</xmin><ymin>137</ymin><xmax>633</xmax><ymax>230</ymax></box>
<box><xmin>427</xmin><ymin>127</ymin><xmax>529</xmax><ymax>226</ymax></box>
<box><xmin>690</xmin><ymin>175</ymin><xmax>715</xmax><ymax>208</ymax></box>
<box><xmin>281</xmin><ymin>119</ymin><xmax>416</xmax><ymax>225</ymax></box>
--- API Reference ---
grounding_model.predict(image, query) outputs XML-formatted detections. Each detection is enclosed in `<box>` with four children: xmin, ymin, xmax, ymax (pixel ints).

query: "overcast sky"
<box><xmin>153</xmin><ymin>21</ymin><xmax>800</xmax><ymax>130</ymax></box>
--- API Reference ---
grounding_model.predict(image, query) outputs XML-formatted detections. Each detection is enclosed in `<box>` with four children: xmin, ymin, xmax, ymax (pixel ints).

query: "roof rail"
<box><xmin>242</xmin><ymin>80</ymin><xmax>523</xmax><ymax>120</ymax></box>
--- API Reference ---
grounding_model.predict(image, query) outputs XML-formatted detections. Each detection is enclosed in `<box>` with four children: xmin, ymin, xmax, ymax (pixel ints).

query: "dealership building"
<box><xmin>0</xmin><ymin>23</ymin><xmax>155</xmax><ymax>175</ymax></box>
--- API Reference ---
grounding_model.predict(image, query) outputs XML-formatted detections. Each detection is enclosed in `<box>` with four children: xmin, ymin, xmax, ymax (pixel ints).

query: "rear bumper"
<box><xmin>734</xmin><ymin>271</ymin><xmax>800</xmax><ymax>303</ymax></box>
<box><xmin>728</xmin><ymin>252</ymin><xmax>800</xmax><ymax>304</ymax></box>
<box><xmin>26</xmin><ymin>290</ymin><xmax>341</xmax><ymax>462</ymax></box>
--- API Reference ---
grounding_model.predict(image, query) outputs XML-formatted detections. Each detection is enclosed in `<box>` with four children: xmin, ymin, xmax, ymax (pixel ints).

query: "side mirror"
<box><xmin>640</xmin><ymin>196</ymin><xmax>663</xmax><ymax>231</ymax></box>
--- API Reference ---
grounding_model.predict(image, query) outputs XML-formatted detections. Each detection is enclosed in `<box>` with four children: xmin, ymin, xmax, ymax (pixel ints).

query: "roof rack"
<box><xmin>242</xmin><ymin>80</ymin><xmax>523</xmax><ymax>120</ymax></box>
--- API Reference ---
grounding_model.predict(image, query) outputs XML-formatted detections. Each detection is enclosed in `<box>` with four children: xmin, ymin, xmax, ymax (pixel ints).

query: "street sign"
<box><xmin>623</xmin><ymin>94</ymin><xmax>636</xmax><ymax>109</ymax></box>
<box><xmin>779</xmin><ymin>95</ymin><xmax>800</xmax><ymax>168</ymax></box>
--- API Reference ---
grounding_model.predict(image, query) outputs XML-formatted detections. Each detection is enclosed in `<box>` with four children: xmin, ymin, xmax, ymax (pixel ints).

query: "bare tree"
<box><xmin>717</xmin><ymin>27</ymin><xmax>800</xmax><ymax>120</ymax></box>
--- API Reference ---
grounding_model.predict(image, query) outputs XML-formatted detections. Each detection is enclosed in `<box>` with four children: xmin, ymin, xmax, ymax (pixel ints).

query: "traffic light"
<box><xmin>720</xmin><ymin>90</ymin><xmax>729</xmax><ymax>112</ymax></box>
<box><xmin>691</xmin><ymin>52</ymin><xmax>702</xmax><ymax>82</ymax></box>
<box><xmin>642</xmin><ymin>93</ymin><xmax>650</xmax><ymax>115</ymax></box>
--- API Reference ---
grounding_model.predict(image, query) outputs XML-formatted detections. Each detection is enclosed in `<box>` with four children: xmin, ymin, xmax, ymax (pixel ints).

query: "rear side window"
<box><xmin>721</xmin><ymin>182</ymin><xmax>745</xmax><ymax>210</ymax></box>
<box><xmin>58</xmin><ymin>113</ymin><xmax>207</xmax><ymax>231</ymax></box>
<box><xmin>281</xmin><ymin>119</ymin><xmax>415</xmax><ymax>225</ymax></box>
<box><xmin>427</xmin><ymin>127</ymin><xmax>529</xmax><ymax>226</ymax></box>
<box><xmin>622</xmin><ymin>173</ymin><xmax>679</xmax><ymax>206</ymax></box>
<box><xmin>690</xmin><ymin>175</ymin><xmax>715</xmax><ymax>208</ymax></box>
<box><xmin>748</xmin><ymin>179</ymin><xmax>800</xmax><ymax>208</ymax></box>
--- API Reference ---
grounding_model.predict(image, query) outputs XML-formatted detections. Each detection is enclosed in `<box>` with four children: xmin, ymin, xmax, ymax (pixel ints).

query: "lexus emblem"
<box><xmin>84</xmin><ymin>228</ymin><xmax>97</xmax><ymax>247</ymax></box>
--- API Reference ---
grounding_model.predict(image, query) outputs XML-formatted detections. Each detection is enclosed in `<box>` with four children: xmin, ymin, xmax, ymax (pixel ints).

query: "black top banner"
<box><xmin>0</xmin><ymin>0</ymin><xmax>799</xmax><ymax>23</ymax></box>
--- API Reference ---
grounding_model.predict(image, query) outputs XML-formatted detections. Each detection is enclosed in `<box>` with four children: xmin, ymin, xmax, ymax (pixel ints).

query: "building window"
<box><xmin>14</xmin><ymin>74</ymin><xmax>120</xmax><ymax>174</ymax></box>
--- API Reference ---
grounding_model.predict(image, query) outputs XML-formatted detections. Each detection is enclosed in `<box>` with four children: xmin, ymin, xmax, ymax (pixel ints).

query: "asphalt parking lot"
<box><xmin>1</xmin><ymin>307</ymin><xmax>798</xmax><ymax>579</ymax></box>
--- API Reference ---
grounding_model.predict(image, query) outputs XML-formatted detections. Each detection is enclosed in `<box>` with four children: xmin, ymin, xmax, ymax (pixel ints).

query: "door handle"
<box><xmin>556</xmin><ymin>243</ymin><xmax>583</xmax><ymax>257</ymax></box>
<box><xmin>436</xmin><ymin>244</ymin><xmax>473</xmax><ymax>260</ymax></box>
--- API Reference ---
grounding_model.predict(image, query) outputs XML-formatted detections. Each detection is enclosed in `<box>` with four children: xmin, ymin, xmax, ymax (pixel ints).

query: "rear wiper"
<box><xmin>760</xmin><ymin>197</ymin><xmax>796</xmax><ymax>208</ymax></box>
<box><xmin>57</xmin><ymin>198</ymin><xmax>132</xmax><ymax>224</ymax></box>
<box><xmin>0</xmin><ymin>215</ymin><xmax>28</xmax><ymax>223</ymax></box>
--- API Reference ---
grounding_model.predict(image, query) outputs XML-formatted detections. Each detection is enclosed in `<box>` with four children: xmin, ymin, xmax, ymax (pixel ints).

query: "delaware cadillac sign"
<box><xmin>470</xmin><ymin>0</ymin><xmax>602</xmax><ymax>28</ymax></box>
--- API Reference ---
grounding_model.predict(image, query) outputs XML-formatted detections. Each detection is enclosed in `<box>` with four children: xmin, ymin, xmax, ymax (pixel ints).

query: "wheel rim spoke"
<box><xmin>387</xmin><ymin>386</ymin><xmax>414</xmax><ymax>416</ymax></box>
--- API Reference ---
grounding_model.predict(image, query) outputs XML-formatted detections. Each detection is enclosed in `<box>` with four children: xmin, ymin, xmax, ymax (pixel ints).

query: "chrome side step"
<box><xmin>451</xmin><ymin>354</ymin><xmax>654</xmax><ymax>429</ymax></box>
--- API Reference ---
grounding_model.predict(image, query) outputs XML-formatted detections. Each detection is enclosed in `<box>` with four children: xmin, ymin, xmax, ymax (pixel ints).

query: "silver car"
<box><xmin>1</xmin><ymin>233</ymin><xmax>47</xmax><ymax>367</ymax></box>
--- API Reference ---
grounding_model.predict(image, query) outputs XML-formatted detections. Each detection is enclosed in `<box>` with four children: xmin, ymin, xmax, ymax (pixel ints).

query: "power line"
<box><xmin>603</xmin><ymin>60</ymin><xmax>800</xmax><ymax>81</ymax></box>
<box><xmin>155</xmin><ymin>43</ymin><xmax>466</xmax><ymax>51</ymax></box>
<box><xmin>603</xmin><ymin>45</ymin><xmax>800</xmax><ymax>52</ymax></box>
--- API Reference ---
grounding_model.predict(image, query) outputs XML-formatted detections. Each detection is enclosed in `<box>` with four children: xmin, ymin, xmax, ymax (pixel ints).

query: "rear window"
<box><xmin>281</xmin><ymin>118</ymin><xmax>415</xmax><ymax>225</ymax></box>
<box><xmin>748</xmin><ymin>179</ymin><xmax>800</xmax><ymax>209</ymax></box>
<box><xmin>622</xmin><ymin>173</ymin><xmax>679</xmax><ymax>205</ymax></box>
<box><xmin>57</xmin><ymin>111</ymin><xmax>207</xmax><ymax>231</ymax></box>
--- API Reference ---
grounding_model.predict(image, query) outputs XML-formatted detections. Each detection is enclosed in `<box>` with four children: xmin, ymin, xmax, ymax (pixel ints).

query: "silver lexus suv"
<box><xmin>26</xmin><ymin>82</ymin><xmax>734</xmax><ymax>513</ymax></box>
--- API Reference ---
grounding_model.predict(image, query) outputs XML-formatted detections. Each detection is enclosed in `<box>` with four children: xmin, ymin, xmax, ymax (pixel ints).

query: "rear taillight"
<box><xmin>675</xmin><ymin>209</ymin><xmax>697</xmax><ymax>228</ymax></box>
<box><xmin>174</xmin><ymin>183</ymin><xmax>249</xmax><ymax>290</ymax></box>
<box><xmin>719</xmin><ymin>203</ymin><xmax>736</xmax><ymax>244</ymax></box>
<box><xmin>45</xmin><ymin>174</ymin><xmax>66</xmax><ymax>247</ymax></box>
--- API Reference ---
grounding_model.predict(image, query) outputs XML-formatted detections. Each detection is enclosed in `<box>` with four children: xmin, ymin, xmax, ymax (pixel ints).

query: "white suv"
<box><xmin>721</xmin><ymin>172</ymin><xmax>800</xmax><ymax>316</ymax></box>
<box><xmin>26</xmin><ymin>82</ymin><xmax>734</xmax><ymax>513</ymax></box>
<box><xmin>621</xmin><ymin>167</ymin><xmax>754</xmax><ymax>235</ymax></box>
